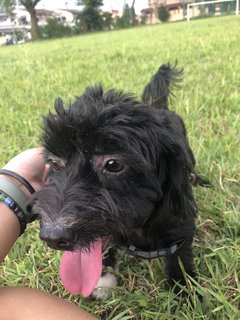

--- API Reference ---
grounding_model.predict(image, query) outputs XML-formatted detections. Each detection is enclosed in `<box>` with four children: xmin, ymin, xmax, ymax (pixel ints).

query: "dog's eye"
<box><xmin>46</xmin><ymin>158</ymin><xmax>62</xmax><ymax>171</ymax></box>
<box><xmin>105</xmin><ymin>159</ymin><xmax>124</xmax><ymax>173</ymax></box>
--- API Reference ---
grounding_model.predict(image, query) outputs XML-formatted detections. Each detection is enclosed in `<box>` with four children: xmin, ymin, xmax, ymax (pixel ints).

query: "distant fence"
<box><xmin>185</xmin><ymin>0</ymin><xmax>239</xmax><ymax>21</ymax></box>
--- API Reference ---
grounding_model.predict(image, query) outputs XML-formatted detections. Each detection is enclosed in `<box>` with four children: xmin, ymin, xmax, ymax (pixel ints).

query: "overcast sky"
<box><xmin>37</xmin><ymin>0</ymin><xmax>148</xmax><ymax>14</ymax></box>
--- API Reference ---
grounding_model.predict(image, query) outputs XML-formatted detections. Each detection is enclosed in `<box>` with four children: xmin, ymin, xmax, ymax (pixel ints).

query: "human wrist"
<box><xmin>0</xmin><ymin>175</ymin><xmax>37</xmax><ymax>235</ymax></box>
<box><xmin>0</xmin><ymin>202</ymin><xmax>20</xmax><ymax>263</ymax></box>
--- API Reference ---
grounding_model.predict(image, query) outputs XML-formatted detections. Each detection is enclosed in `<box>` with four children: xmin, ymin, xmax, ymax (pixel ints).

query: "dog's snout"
<box><xmin>40</xmin><ymin>223</ymin><xmax>74</xmax><ymax>250</ymax></box>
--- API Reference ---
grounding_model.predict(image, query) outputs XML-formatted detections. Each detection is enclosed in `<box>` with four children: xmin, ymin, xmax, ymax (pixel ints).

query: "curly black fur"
<box><xmin>32</xmin><ymin>63</ymin><xmax>197</xmax><ymax>290</ymax></box>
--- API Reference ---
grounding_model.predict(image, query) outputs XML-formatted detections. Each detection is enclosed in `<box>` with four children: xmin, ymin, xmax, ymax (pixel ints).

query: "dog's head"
<box><xmin>32</xmin><ymin>84</ymin><xmax>195</xmax><ymax>252</ymax></box>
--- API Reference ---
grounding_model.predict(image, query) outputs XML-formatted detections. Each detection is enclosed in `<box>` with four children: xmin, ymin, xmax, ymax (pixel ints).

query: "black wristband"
<box><xmin>0</xmin><ymin>169</ymin><xmax>35</xmax><ymax>194</ymax></box>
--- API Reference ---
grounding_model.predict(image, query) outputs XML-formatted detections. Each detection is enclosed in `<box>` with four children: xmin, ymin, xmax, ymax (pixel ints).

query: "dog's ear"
<box><xmin>157</xmin><ymin>126</ymin><xmax>196</xmax><ymax>219</ymax></box>
<box><xmin>42</xmin><ymin>97</ymin><xmax>77</xmax><ymax>158</ymax></box>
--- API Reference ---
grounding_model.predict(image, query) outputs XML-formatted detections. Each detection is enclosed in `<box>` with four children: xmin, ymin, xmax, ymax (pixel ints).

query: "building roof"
<box><xmin>141</xmin><ymin>8</ymin><xmax>154</xmax><ymax>14</ymax></box>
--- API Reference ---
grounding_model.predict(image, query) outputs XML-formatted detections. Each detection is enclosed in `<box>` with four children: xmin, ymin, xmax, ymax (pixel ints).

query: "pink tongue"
<box><xmin>59</xmin><ymin>240</ymin><xmax>102</xmax><ymax>297</ymax></box>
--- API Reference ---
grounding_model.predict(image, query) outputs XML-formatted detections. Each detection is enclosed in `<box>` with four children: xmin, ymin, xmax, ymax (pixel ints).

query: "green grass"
<box><xmin>0</xmin><ymin>16</ymin><xmax>240</xmax><ymax>319</ymax></box>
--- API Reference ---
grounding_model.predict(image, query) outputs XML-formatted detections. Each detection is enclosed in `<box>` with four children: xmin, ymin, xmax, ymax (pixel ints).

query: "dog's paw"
<box><xmin>91</xmin><ymin>272</ymin><xmax>117</xmax><ymax>300</ymax></box>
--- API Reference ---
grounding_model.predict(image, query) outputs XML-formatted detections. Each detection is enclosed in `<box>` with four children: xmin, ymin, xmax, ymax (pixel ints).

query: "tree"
<box><xmin>0</xmin><ymin>0</ymin><xmax>41</xmax><ymax>40</ymax></box>
<box><xmin>131</xmin><ymin>0</ymin><xmax>137</xmax><ymax>26</ymax></box>
<box><xmin>102</xmin><ymin>11</ymin><xmax>113</xmax><ymax>30</ymax></box>
<box><xmin>0</xmin><ymin>0</ymin><xmax>15</xmax><ymax>13</ymax></box>
<box><xmin>20</xmin><ymin>0</ymin><xmax>41</xmax><ymax>40</ymax></box>
<box><xmin>76</xmin><ymin>0</ymin><xmax>103</xmax><ymax>32</ymax></box>
<box><xmin>116</xmin><ymin>3</ymin><xmax>131</xmax><ymax>28</ymax></box>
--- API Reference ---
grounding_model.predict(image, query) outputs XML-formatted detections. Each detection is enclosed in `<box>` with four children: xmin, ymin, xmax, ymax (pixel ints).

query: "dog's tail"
<box><xmin>142</xmin><ymin>63</ymin><xmax>183</xmax><ymax>110</ymax></box>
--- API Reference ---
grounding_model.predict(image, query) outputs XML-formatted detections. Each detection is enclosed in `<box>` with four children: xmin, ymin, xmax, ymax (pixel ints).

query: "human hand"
<box><xmin>1</xmin><ymin>148</ymin><xmax>49</xmax><ymax>195</ymax></box>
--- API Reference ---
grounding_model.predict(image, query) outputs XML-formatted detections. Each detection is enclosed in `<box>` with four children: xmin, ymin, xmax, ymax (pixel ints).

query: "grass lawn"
<box><xmin>0</xmin><ymin>15</ymin><xmax>239</xmax><ymax>319</ymax></box>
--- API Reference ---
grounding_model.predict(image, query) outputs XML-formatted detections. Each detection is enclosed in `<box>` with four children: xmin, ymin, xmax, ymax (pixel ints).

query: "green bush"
<box><xmin>38</xmin><ymin>18</ymin><xmax>73</xmax><ymax>39</ymax></box>
<box><xmin>158</xmin><ymin>5</ymin><xmax>170</xmax><ymax>22</ymax></box>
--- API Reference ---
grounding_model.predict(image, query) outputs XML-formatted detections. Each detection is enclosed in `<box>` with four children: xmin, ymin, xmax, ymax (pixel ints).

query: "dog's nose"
<box><xmin>40</xmin><ymin>223</ymin><xmax>74</xmax><ymax>250</ymax></box>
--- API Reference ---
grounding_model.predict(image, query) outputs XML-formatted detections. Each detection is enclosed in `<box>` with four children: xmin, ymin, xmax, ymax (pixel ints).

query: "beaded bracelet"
<box><xmin>0</xmin><ymin>191</ymin><xmax>26</xmax><ymax>235</ymax></box>
<box><xmin>0</xmin><ymin>177</ymin><xmax>37</xmax><ymax>223</ymax></box>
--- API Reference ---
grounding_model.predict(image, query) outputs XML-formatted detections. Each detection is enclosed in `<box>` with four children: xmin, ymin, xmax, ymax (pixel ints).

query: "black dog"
<box><xmin>32</xmin><ymin>63</ymin><xmax>197</xmax><ymax>299</ymax></box>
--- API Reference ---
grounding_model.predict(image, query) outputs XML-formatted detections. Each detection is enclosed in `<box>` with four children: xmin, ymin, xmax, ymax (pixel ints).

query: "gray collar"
<box><xmin>122</xmin><ymin>238</ymin><xmax>185</xmax><ymax>260</ymax></box>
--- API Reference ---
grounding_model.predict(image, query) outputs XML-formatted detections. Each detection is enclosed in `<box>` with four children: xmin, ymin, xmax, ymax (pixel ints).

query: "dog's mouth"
<box><xmin>45</xmin><ymin>240</ymin><xmax>73</xmax><ymax>251</ymax></box>
<box><xmin>38</xmin><ymin>219</ymin><xmax>111</xmax><ymax>297</ymax></box>
<box><xmin>60</xmin><ymin>239</ymin><xmax>102</xmax><ymax>297</ymax></box>
<box><xmin>59</xmin><ymin>237</ymin><xmax>112</xmax><ymax>297</ymax></box>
